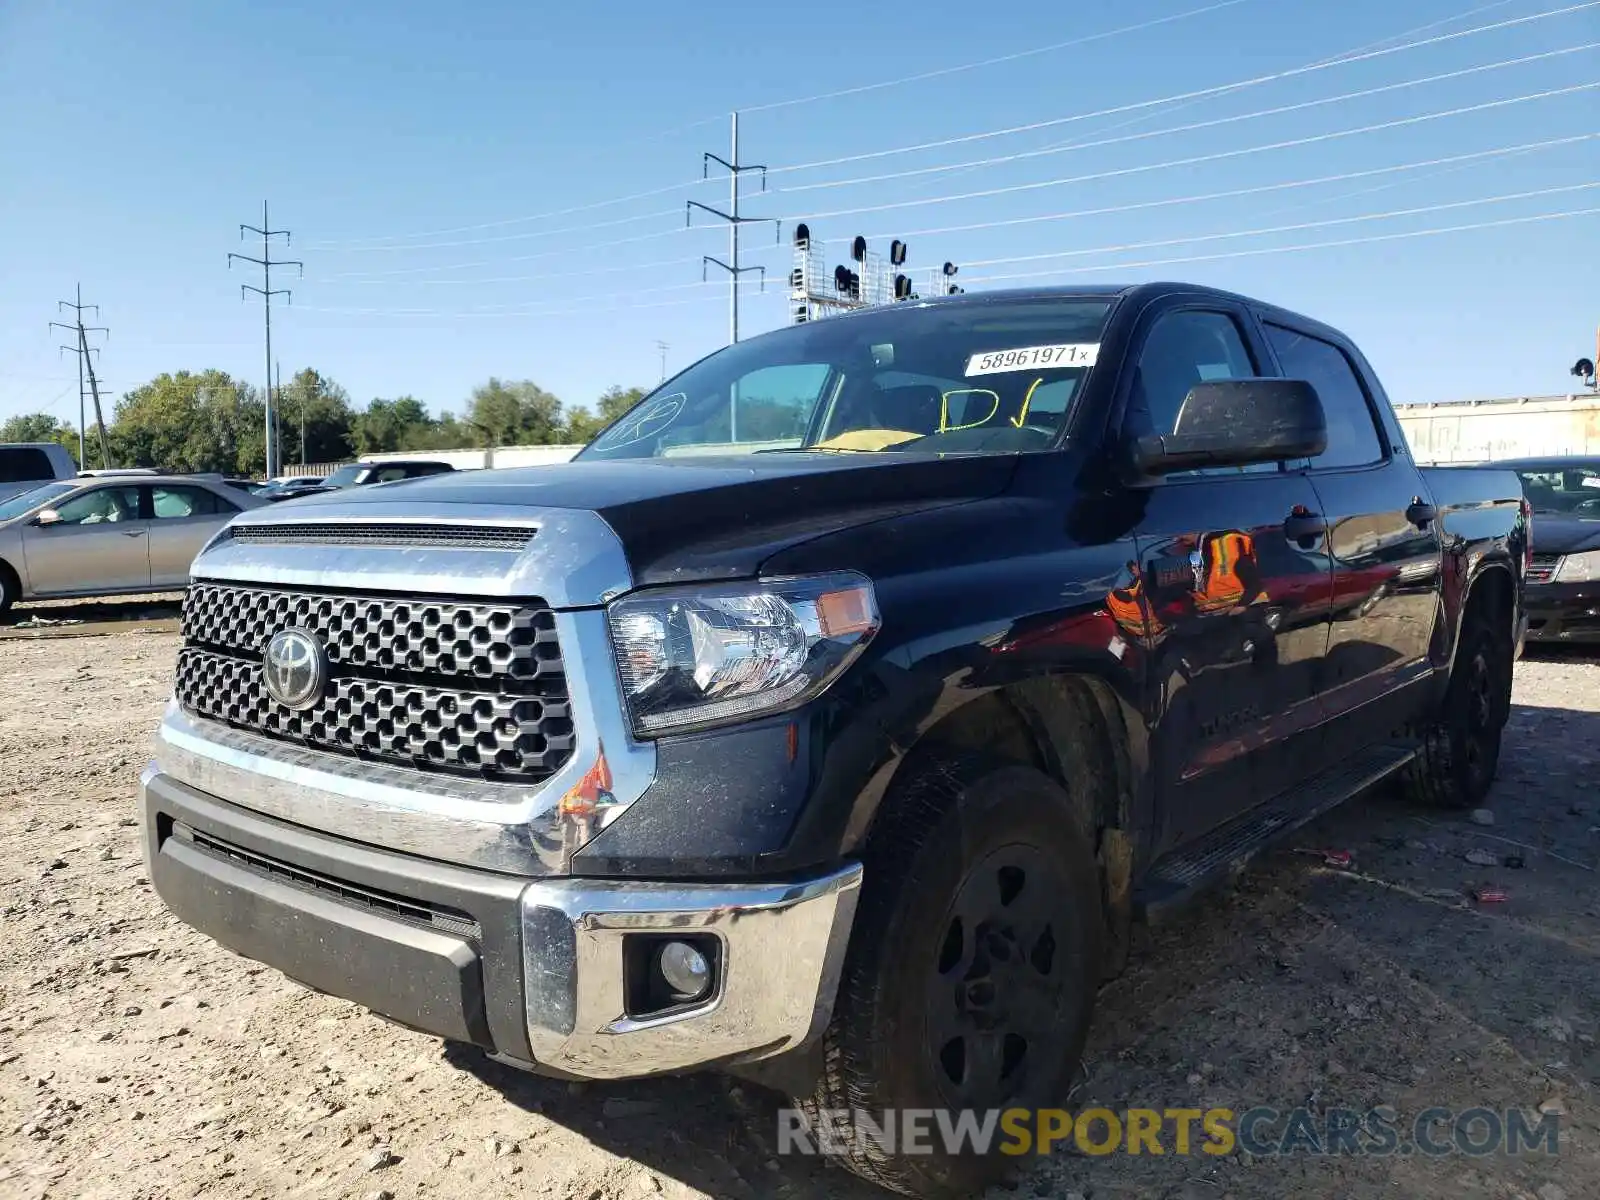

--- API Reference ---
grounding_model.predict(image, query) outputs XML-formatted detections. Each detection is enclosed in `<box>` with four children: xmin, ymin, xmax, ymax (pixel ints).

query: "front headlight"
<box><xmin>1555</xmin><ymin>550</ymin><xmax>1600</xmax><ymax>582</ymax></box>
<box><xmin>607</xmin><ymin>572</ymin><xmax>880</xmax><ymax>737</ymax></box>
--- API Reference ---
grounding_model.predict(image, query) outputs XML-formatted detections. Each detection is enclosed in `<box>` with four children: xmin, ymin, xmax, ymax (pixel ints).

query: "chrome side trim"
<box><xmin>154</xmin><ymin>608</ymin><xmax>655</xmax><ymax>875</ymax></box>
<box><xmin>518</xmin><ymin>864</ymin><xmax>863</xmax><ymax>1078</ymax></box>
<box><xmin>205</xmin><ymin>501</ymin><xmax>632</xmax><ymax>608</ymax></box>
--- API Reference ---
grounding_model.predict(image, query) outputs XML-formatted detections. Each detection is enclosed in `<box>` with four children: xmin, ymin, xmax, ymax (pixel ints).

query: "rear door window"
<box><xmin>0</xmin><ymin>447</ymin><xmax>54</xmax><ymax>483</ymax></box>
<box><xmin>1264</xmin><ymin>324</ymin><xmax>1385</xmax><ymax>470</ymax></box>
<box><xmin>151</xmin><ymin>485</ymin><xmax>234</xmax><ymax>518</ymax></box>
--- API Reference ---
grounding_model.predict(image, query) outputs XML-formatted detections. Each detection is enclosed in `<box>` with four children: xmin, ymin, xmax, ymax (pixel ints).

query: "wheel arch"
<box><xmin>0</xmin><ymin>555</ymin><xmax>20</xmax><ymax>611</ymax></box>
<box><xmin>853</xmin><ymin>672</ymin><xmax>1148</xmax><ymax>977</ymax></box>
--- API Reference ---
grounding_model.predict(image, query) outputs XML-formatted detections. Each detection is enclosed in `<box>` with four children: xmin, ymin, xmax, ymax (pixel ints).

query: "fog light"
<box><xmin>657</xmin><ymin>940</ymin><xmax>711</xmax><ymax>1000</ymax></box>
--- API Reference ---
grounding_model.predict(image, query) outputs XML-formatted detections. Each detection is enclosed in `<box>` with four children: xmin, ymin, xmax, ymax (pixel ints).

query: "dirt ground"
<box><xmin>0</xmin><ymin>604</ymin><xmax>1595</xmax><ymax>1200</ymax></box>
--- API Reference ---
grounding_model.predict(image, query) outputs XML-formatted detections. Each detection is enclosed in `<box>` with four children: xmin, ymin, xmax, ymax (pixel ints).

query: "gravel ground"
<box><xmin>0</xmin><ymin>622</ymin><xmax>1595</xmax><ymax>1200</ymax></box>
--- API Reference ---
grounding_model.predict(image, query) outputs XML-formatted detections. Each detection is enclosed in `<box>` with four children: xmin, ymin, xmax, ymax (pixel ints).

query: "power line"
<box><xmin>961</xmin><ymin>204</ymin><xmax>1600</xmax><ymax>284</ymax></box>
<box><xmin>310</xmin><ymin>78</ymin><xmax>1600</xmax><ymax>293</ymax></box>
<box><xmin>300</xmin><ymin>2</ymin><xmax>1600</xmax><ymax>275</ymax></box>
<box><xmin>740</xmin><ymin>0</ymin><xmax>1259</xmax><ymax>114</ymax></box>
<box><xmin>293</xmin><ymin>1</ymin><xmax>1596</xmax><ymax>270</ymax></box>
<box><xmin>766</xmin><ymin>1</ymin><xmax>1600</xmax><ymax>177</ymax></box>
<box><xmin>857</xmin><ymin>133</ymin><xmax>1600</xmax><ymax>241</ymax></box>
<box><xmin>764</xmin><ymin>44</ymin><xmax>1598</xmax><ymax>199</ymax></box>
<box><xmin>957</xmin><ymin>181</ymin><xmax>1600</xmax><ymax>270</ymax></box>
<box><xmin>316</xmin><ymin>36</ymin><xmax>1589</xmax><ymax>258</ymax></box>
<box><xmin>304</xmin><ymin>0</ymin><xmax>1258</xmax><ymax>249</ymax></box>
<box><xmin>48</xmin><ymin>284</ymin><xmax>112</xmax><ymax>468</ymax></box>
<box><xmin>781</xmin><ymin>81</ymin><xmax>1600</xmax><ymax>224</ymax></box>
<box><xmin>228</xmin><ymin>201</ymin><xmax>302</xmax><ymax>479</ymax></box>
<box><xmin>976</xmin><ymin>0</ymin><xmax>1531</xmax><ymax>188</ymax></box>
<box><xmin>313</xmin><ymin>131</ymin><xmax>1594</xmax><ymax>296</ymax></box>
<box><xmin>292</xmin><ymin>197</ymin><xmax>1600</xmax><ymax>322</ymax></box>
<box><xmin>289</xmin><ymin>179</ymin><xmax>1597</xmax><ymax>321</ymax></box>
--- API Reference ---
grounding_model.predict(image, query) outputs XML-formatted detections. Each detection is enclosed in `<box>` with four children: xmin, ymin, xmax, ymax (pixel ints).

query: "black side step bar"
<box><xmin>1135</xmin><ymin>741</ymin><xmax>1418</xmax><ymax>923</ymax></box>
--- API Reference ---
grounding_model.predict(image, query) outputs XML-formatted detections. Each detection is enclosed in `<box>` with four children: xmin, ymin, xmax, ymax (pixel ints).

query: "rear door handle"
<box><xmin>1405</xmin><ymin>499</ymin><xmax>1437</xmax><ymax>529</ymax></box>
<box><xmin>120</xmin><ymin>529</ymin><xmax>147</xmax><ymax>538</ymax></box>
<box><xmin>1283</xmin><ymin>511</ymin><xmax>1327</xmax><ymax>544</ymax></box>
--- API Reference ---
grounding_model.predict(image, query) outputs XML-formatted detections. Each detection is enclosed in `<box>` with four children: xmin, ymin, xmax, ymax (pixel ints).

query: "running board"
<box><xmin>1135</xmin><ymin>741</ymin><xmax>1418</xmax><ymax>923</ymax></box>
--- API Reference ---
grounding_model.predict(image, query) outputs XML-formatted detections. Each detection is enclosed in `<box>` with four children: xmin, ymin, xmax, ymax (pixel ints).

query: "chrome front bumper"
<box><xmin>516</xmin><ymin>870</ymin><xmax>862</xmax><ymax>1078</ymax></box>
<box><xmin>141</xmin><ymin>767</ymin><xmax>861</xmax><ymax>1079</ymax></box>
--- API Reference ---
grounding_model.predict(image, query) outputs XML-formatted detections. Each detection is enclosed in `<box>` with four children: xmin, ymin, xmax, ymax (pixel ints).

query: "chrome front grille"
<box><xmin>175</xmin><ymin>582</ymin><xmax>574</xmax><ymax>781</ymax></box>
<box><xmin>1527</xmin><ymin>553</ymin><xmax>1563</xmax><ymax>585</ymax></box>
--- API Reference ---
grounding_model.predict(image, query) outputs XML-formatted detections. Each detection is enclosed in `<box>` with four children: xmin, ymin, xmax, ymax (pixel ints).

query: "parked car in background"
<box><xmin>257</xmin><ymin>476</ymin><xmax>325</xmax><ymax>501</ymax></box>
<box><xmin>0</xmin><ymin>443</ymin><xmax>77</xmax><ymax>503</ymax></box>
<box><xmin>267</xmin><ymin>459</ymin><xmax>456</xmax><ymax>500</ymax></box>
<box><xmin>1466</xmin><ymin>455</ymin><xmax>1600</xmax><ymax>643</ymax></box>
<box><xmin>0</xmin><ymin>474</ymin><xmax>262</xmax><ymax>615</ymax></box>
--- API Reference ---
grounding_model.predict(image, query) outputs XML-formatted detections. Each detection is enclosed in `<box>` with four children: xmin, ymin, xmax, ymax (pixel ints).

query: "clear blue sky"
<box><xmin>2</xmin><ymin>0</ymin><xmax>1596</xmax><ymax>433</ymax></box>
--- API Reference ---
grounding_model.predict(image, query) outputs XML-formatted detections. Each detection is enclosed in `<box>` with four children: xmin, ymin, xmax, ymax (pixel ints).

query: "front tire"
<box><xmin>0</xmin><ymin>564</ymin><xmax>16</xmax><ymax>619</ymax></box>
<box><xmin>1403</xmin><ymin>616</ymin><xmax>1510</xmax><ymax>808</ymax></box>
<box><xmin>798</xmin><ymin>761</ymin><xmax>1103</xmax><ymax>1197</ymax></box>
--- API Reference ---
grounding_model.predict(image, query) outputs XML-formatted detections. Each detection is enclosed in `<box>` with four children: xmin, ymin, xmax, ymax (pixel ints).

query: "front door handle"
<box><xmin>1405</xmin><ymin>499</ymin><xmax>1438</xmax><ymax>529</ymax></box>
<box><xmin>120</xmin><ymin>529</ymin><xmax>147</xmax><ymax>538</ymax></box>
<box><xmin>1283</xmin><ymin>510</ymin><xmax>1327</xmax><ymax>544</ymax></box>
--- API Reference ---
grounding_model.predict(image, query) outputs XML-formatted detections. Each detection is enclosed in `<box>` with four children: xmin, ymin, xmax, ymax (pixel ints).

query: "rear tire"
<box><xmin>797</xmin><ymin>761</ymin><xmax>1103</xmax><ymax>1198</ymax></box>
<box><xmin>0</xmin><ymin>563</ymin><xmax>17</xmax><ymax>619</ymax></box>
<box><xmin>1403</xmin><ymin>616</ymin><xmax>1510</xmax><ymax>809</ymax></box>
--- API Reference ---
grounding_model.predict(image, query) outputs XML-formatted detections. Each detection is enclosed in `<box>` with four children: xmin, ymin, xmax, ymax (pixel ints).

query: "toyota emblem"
<box><xmin>263</xmin><ymin>627</ymin><xmax>329</xmax><ymax>710</ymax></box>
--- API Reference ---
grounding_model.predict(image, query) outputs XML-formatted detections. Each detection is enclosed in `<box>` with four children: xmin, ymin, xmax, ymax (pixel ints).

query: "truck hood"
<box><xmin>222</xmin><ymin>453</ymin><xmax>1020</xmax><ymax>594</ymax></box>
<box><xmin>1531</xmin><ymin>512</ymin><xmax>1600</xmax><ymax>557</ymax></box>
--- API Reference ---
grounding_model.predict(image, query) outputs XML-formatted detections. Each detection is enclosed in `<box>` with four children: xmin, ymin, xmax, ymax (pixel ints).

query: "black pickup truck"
<box><xmin>141</xmin><ymin>283</ymin><xmax>1528</xmax><ymax>1197</ymax></box>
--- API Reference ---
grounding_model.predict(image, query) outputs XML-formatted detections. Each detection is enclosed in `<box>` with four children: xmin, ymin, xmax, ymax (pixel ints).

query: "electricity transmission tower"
<box><xmin>655</xmin><ymin>340</ymin><xmax>669</xmax><ymax>382</ymax></box>
<box><xmin>688</xmin><ymin>113</ymin><xmax>778</xmax><ymax>344</ymax></box>
<box><xmin>229</xmin><ymin>202</ymin><xmax>301</xmax><ymax>478</ymax></box>
<box><xmin>49</xmin><ymin>284</ymin><xmax>112</xmax><ymax>469</ymax></box>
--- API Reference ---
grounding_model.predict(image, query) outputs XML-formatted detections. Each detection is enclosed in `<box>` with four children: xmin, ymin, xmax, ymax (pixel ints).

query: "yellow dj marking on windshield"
<box><xmin>940</xmin><ymin>388</ymin><xmax>1001</xmax><ymax>432</ymax></box>
<box><xmin>1012</xmin><ymin>378</ymin><xmax>1045</xmax><ymax>428</ymax></box>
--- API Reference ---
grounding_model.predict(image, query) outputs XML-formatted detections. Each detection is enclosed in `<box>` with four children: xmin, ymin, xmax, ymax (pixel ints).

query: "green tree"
<box><xmin>280</xmin><ymin>368</ymin><xmax>355</xmax><ymax>465</ymax></box>
<box><xmin>563</xmin><ymin>384</ymin><xmax>648</xmax><ymax>444</ymax></box>
<box><xmin>353</xmin><ymin>396</ymin><xmax>435</xmax><ymax>454</ymax></box>
<box><xmin>467</xmin><ymin>379</ymin><xmax>565</xmax><ymax>446</ymax></box>
<box><xmin>0</xmin><ymin>412</ymin><xmax>81</xmax><ymax>466</ymax></box>
<box><xmin>111</xmin><ymin>370</ymin><xmax>264</xmax><ymax>474</ymax></box>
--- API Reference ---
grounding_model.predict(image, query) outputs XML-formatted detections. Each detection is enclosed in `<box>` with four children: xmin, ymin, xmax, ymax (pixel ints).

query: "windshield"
<box><xmin>321</xmin><ymin>464</ymin><xmax>367</xmax><ymax>488</ymax></box>
<box><xmin>577</xmin><ymin>298</ymin><xmax>1112</xmax><ymax>461</ymax></box>
<box><xmin>1512</xmin><ymin>467</ymin><xmax>1600</xmax><ymax>516</ymax></box>
<box><xmin>0</xmin><ymin>481</ymin><xmax>76</xmax><ymax>522</ymax></box>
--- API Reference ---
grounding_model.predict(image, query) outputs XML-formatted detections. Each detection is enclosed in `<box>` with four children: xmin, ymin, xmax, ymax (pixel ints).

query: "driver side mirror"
<box><xmin>1130</xmin><ymin>378</ymin><xmax>1327</xmax><ymax>476</ymax></box>
<box><xmin>33</xmin><ymin>508</ymin><xmax>62</xmax><ymax>527</ymax></box>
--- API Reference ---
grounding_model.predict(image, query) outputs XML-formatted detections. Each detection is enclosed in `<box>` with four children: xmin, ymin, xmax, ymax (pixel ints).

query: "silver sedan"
<box><xmin>0</xmin><ymin>475</ymin><xmax>263</xmax><ymax>615</ymax></box>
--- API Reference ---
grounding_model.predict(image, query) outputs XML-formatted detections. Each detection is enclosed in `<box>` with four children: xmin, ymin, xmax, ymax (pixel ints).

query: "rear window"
<box><xmin>0</xmin><ymin>447</ymin><xmax>54</xmax><ymax>484</ymax></box>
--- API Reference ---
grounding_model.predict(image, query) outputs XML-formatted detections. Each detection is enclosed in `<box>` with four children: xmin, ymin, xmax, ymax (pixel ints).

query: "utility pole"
<box><xmin>273</xmin><ymin>359</ymin><xmax>282</xmax><ymax>468</ymax></box>
<box><xmin>229</xmin><ymin>202</ymin><xmax>301</xmax><ymax>479</ymax></box>
<box><xmin>50</xmin><ymin>285</ymin><xmax>112</xmax><ymax>469</ymax></box>
<box><xmin>655</xmin><ymin>341</ymin><xmax>669</xmax><ymax>382</ymax></box>
<box><xmin>688</xmin><ymin>112</ymin><xmax>778</xmax><ymax>346</ymax></box>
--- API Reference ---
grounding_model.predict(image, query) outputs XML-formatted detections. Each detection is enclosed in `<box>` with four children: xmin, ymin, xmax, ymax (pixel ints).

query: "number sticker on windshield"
<box><xmin>965</xmin><ymin>343</ymin><xmax>1099</xmax><ymax>376</ymax></box>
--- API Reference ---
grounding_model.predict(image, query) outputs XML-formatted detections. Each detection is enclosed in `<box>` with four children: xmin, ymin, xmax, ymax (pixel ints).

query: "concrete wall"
<box><xmin>282</xmin><ymin>443</ymin><xmax>584</xmax><ymax>479</ymax></box>
<box><xmin>1395</xmin><ymin>394</ymin><xmax>1600</xmax><ymax>463</ymax></box>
